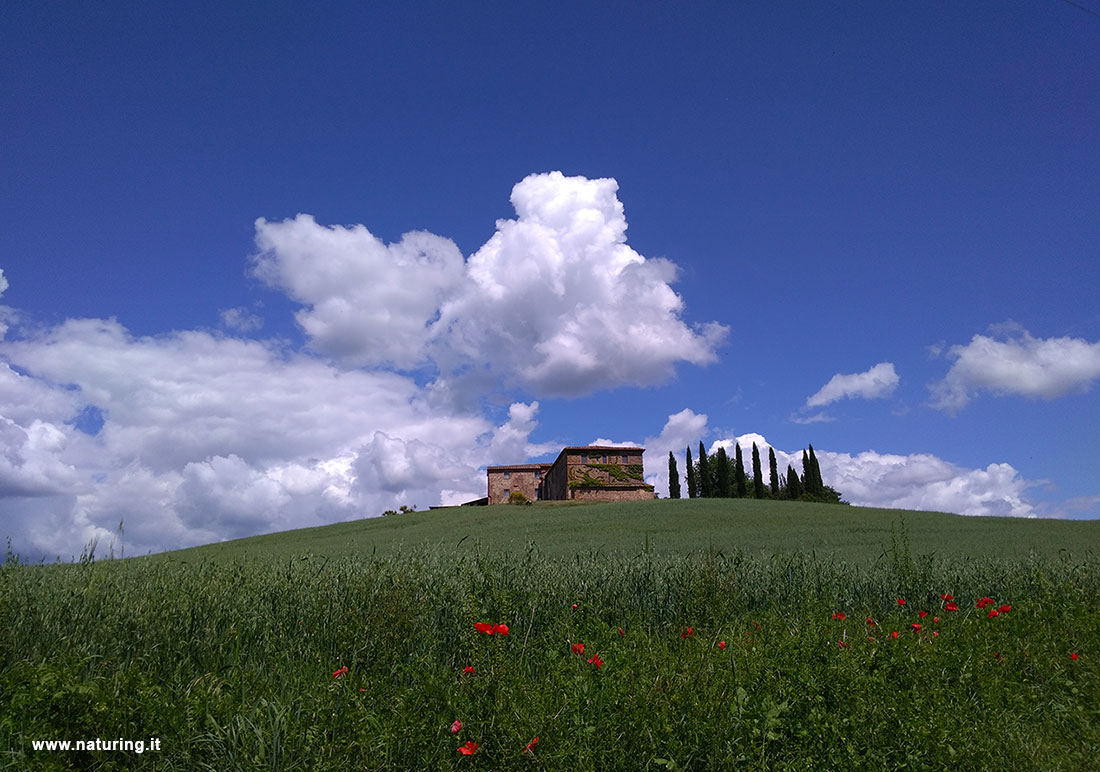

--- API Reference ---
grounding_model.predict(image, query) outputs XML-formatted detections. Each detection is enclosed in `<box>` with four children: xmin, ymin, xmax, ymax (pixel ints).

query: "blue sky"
<box><xmin>2</xmin><ymin>1</ymin><xmax>1099</xmax><ymax>559</ymax></box>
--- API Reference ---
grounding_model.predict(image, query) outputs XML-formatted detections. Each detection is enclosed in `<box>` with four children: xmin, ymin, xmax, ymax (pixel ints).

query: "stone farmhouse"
<box><xmin>485</xmin><ymin>446</ymin><xmax>654</xmax><ymax>505</ymax></box>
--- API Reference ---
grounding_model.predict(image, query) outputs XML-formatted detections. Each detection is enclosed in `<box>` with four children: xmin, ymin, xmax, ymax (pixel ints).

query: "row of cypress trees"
<box><xmin>667</xmin><ymin>442</ymin><xmax>843</xmax><ymax>503</ymax></box>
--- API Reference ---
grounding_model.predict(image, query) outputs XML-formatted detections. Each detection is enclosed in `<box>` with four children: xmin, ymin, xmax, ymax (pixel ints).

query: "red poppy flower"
<box><xmin>332</xmin><ymin>666</ymin><xmax>348</xmax><ymax>678</ymax></box>
<box><xmin>718</xmin><ymin>640</ymin><xmax>727</xmax><ymax>650</ymax></box>
<box><xmin>1071</xmin><ymin>653</ymin><xmax>1079</xmax><ymax>661</ymax></box>
<box><xmin>911</xmin><ymin>623</ymin><xmax>921</xmax><ymax>632</ymax></box>
<box><xmin>463</xmin><ymin>666</ymin><xmax>475</xmax><ymax>674</ymax></box>
<box><xmin>474</xmin><ymin>622</ymin><xmax>495</xmax><ymax>634</ymax></box>
<box><xmin>918</xmin><ymin>610</ymin><xmax>928</xmax><ymax>618</ymax></box>
<box><xmin>987</xmin><ymin>608</ymin><xmax>1000</xmax><ymax>619</ymax></box>
<box><xmin>523</xmin><ymin>736</ymin><xmax>539</xmax><ymax>754</ymax></box>
<box><xmin>975</xmin><ymin>596</ymin><xmax>995</xmax><ymax>609</ymax></box>
<box><xmin>897</xmin><ymin>599</ymin><xmax>906</xmax><ymax>606</ymax></box>
<box><xmin>587</xmin><ymin>654</ymin><xmax>603</xmax><ymax>668</ymax></box>
<box><xmin>493</xmin><ymin>624</ymin><xmax>510</xmax><ymax>636</ymax></box>
<box><xmin>933</xmin><ymin>617</ymin><xmax>940</xmax><ymax>623</ymax></box>
<box><xmin>933</xmin><ymin>631</ymin><xmax>939</xmax><ymax>637</ymax></box>
<box><xmin>618</xmin><ymin>626</ymin><xmax>625</xmax><ymax>637</ymax></box>
<box><xmin>458</xmin><ymin>741</ymin><xmax>478</xmax><ymax>755</ymax></box>
<box><xmin>681</xmin><ymin>627</ymin><xmax>694</xmax><ymax>639</ymax></box>
<box><xmin>571</xmin><ymin>642</ymin><xmax>584</xmax><ymax>655</ymax></box>
<box><xmin>998</xmin><ymin>605</ymin><xmax>1011</xmax><ymax>613</ymax></box>
<box><xmin>866</xmin><ymin>617</ymin><xmax>875</xmax><ymax>626</ymax></box>
<box><xmin>891</xmin><ymin>631</ymin><xmax>899</xmax><ymax>639</ymax></box>
<box><xmin>451</xmin><ymin>720</ymin><xmax>462</xmax><ymax>735</ymax></box>
<box><xmin>832</xmin><ymin>612</ymin><xmax>846</xmax><ymax>620</ymax></box>
<box><xmin>945</xmin><ymin>602</ymin><xmax>959</xmax><ymax>612</ymax></box>
<box><xmin>837</xmin><ymin>640</ymin><xmax>847</xmax><ymax>649</ymax></box>
<box><xmin>572</xmin><ymin>603</ymin><xmax>578</xmax><ymax>610</ymax></box>
<box><xmin>940</xmin><ymin>593</ymin><xmax>954</xmax><ymax>601</ymax></box>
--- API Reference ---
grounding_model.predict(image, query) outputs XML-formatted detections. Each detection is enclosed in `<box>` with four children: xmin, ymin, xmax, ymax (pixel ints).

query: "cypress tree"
<box><xmin>734</xmin><ymin>443</ymin><xmax>747</xmax><ymax>498</ymax></box>
<box><xmin>668</xmin><ymin>451</ymin><xmax>681</xmax><ymax>499</ymax></box>
<box><xmin>715</xmin><ymin>446</ymin><xmax>731</xmax><ymax>497</ymax></box>
<box><xmin>768</xmin><ymin>446</ymin><xmax>779</xmax><ymax>496</ymax></box>
<box><xmin>698</xmin><ymin>442</ymin><xmax>712</xmax><ymax>498</ymax></box>
<box><xmin>685</xmin><ymin>447</ymin><xmax>696</xmax><ymax>499</ymax></box>
<box><xmin>786</xmin><ymin>463</ymin><xmax>803</xmax><ymax>499</ymax></box>
<box><xmin>752</xmin><ymin>442</ymin><xmax>764</xmax><ymax>499</ymax></box>
<box><xmin>805</xmin><ymin>448</ymin><xmax>814</xmax><ymax>497</ymax></box>
<box><xmin>807</xmin><ymin>444</ymin><xmax>824</xmax><ymax>495</ymax></box>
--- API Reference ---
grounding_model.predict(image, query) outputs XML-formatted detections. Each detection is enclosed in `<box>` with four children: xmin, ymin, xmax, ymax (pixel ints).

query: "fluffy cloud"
<box><xmin>442</xmin><ymin>173</ymin><xmax>727</xmax><ymax>396</ymax></box>
<box><xmin>635</xmin><ymin>408</ymin><xmax>710</xmax><ymax>497</ymax></box>
<box><xmin>254</xmin><ymin>172</ymin><xmax>727</xmax><ymax>396</ymax></box>
<box><xmin>931</xmin><ymin>328</ymin><xmax>1100</xmax><ymax>412</ymax></box>
<box><xmin>644</xmin><ymin>426</ymin><xmax>1036</xmax><ymax>517</ymax></box>
<box><xmin>0</xmin><ymin>316</ymin><xmax>549</xmax><ymax>559</ymax></box>
<box><xmin>818</xmin><ymin>450</ymin><xmax>1035</xmax><ymax>518</ymax></box>
<box><xmin>0</xmin><ymin>417</ymin><xmax>79</xmax><ymax>498</ymax></box>
<box><xmin>253</xmin><ymin>219</ymin><xmax>465</xmax><ymax>369</ymax></box>
<box><xmin>0</xmin><ymin>361</ymin><xmax>81</xmax><ymax>426</ymax></box>
<box><xmin>806</xmin><ymin>362</ymin><xmax>899</xmax><ymax>408</ymax></box>
<box><xmin>3</xmin><ymin>318</ymin><xmax>439</xmax><ymax>472</ymax></box>
<box><xmin>703</xmin><ymin>433</ymin><xmax>1036</xmax><ymax>518</ymax></box>
<box><xmin>489</xmin><ymin>402</ymin><xmax>558</xmax><ymax>465</ymax></box>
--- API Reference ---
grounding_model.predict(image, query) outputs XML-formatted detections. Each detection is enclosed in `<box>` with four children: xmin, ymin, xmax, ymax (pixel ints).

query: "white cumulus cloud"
<box><xmin>806</xmin><ymin>362</ymin><xmax>899</xmax><ymax>408</ymax></box>
<box><xmin>0</xmin><ymin>315</ymin><xmax>549</xmax><ymax>559</ymax></box>
<box><xmin>702</xmin><ymin>433</ymin><xmax>1036</xmax><ymax>518</ymax></box>
<box><xmin>818</xmin><ymin>450</ymin><xmax>1035</xmax><ymax>518</ymax></box>
<box><xmin>642</xmin><ymin>408</ymin><xmax>710</xmax><ymax>497</ymax></box>
<box><xmin>253</xmin><ymin>218</ymin><xmax>466</xmax><ymax>369</ymax></box>
<box><xmin>253</xmin><ymin>172</ymin><xmax>726</xmax><ymax>396</ymax></box>
<box><xmin>931</xmin><ymin>327</ymin><xmax>1100</xmax><ymax>412</ymax></box>
<box><xmin>441</xmin><ymin>172</ymin><xmax>727</xmax><ymax>396</ymax></box>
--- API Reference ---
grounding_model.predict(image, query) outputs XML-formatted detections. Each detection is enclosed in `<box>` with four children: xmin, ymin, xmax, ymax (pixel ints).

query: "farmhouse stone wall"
<box><xmin>492</xmin><ymin>446</ymin><xmax>654</xmax><ymax>504</ymax></box>
<box><xmin>486</xmin><ymin>464</ymin><xmax>550</xmax><ymax>505</ymax></box>
<box><xmin>571</xmin><ymin>486</ymin><xmax>654</xmax><ymax>502</ymax></box>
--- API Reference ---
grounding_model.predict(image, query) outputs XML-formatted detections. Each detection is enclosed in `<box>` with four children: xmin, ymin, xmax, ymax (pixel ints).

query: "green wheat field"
<box><xmin>2</xmin><ymin>499</ymin><xmax>1098</xmax><ymax>770</ymax></box>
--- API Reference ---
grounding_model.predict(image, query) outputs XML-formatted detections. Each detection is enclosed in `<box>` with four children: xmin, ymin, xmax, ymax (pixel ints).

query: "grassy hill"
<box><xmin>157</xmin><ymin>498</ymin><xmax>1100</xmax><ymax>565</ymax></box>
<box><xmin>5</xmin><ymin>499</ymin><xmax>1098</xmax><ymax>771</ymax></box>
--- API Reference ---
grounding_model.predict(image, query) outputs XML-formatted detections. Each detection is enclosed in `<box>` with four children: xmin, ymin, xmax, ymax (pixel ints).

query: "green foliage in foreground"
<box><xmin>2</xmin><ymin>534</ymin><xmax>1099</xmax><ymax>771</ymax></box>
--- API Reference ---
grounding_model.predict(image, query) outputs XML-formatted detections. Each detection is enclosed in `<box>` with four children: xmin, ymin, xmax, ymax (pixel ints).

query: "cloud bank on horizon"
<box><xmin>616</xmin><ymin>413</ymin><xmax>1035</xmax><ymax>522</ymax></box>
<box><xmin>0</xmin><ymin>174</ymin><xmax>1095</xmax><ymax>560</ymax></box>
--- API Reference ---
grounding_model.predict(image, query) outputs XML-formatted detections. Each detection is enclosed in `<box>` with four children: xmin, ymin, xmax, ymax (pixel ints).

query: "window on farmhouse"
<box><xmin>503</xmin><ymin>471</ymin><xmax>510</xmax><ymax>479</ymax></box>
